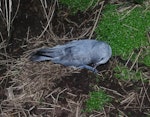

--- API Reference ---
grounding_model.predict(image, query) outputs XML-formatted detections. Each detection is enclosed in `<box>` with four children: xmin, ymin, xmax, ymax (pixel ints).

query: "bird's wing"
<box><xmin>52</xmin><ymin>44</ymin><xmax>92</xmax><ymax>66</ymax></box>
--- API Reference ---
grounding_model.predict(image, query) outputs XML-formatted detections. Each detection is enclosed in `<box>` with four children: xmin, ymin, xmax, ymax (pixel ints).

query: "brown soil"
<box><xmin>0</xmin><ymin>0</ymin><xmax>150</xmax><ymax>117</ymax></box>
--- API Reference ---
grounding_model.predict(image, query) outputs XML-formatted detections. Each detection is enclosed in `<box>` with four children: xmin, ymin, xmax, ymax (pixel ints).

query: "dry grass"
<box><xmin>0</xmin><ymin>0</ymin><xmax>20</xmax><ymax>42</ymax></box>
<box><xmin>0</xmin><ymin>0</ymin><xmax>150</xmax><ymax>117</ymax></box>
<box><xmin>0</xmin><ymin>1</ymin><xmax>105</xmax><ymax>116</ymax></box>
<box><xmin>1</xmin><ymin>49</ymin><xmax>149</xmax><ymax>116</ymax></box>
<box><xmin>1</xmin><ymin>53</ymin><xmax>81</xmax><ymax>116</ymax></box>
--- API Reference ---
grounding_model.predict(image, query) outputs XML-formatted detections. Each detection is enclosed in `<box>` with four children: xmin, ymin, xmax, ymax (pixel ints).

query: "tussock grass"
<box><xmin>0</xmin><ymin>0</ymin><xmax>20</xmax><ymax>41</ymax></box>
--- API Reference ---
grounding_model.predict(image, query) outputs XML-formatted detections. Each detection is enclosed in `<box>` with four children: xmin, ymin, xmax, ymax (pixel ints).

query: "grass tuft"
<box><xmin>114</xmin><ymin>64</ymin><xmax>148</xmax><ymax>81</ymax></box>
<box><xmin>85</xmin><ymin>90</ymin><xmax>111</xmax><ymax>112</ymax></box>
<box><xmin>96</xmin><ymin>3</ymin><xmax>150</xmax><ymax>66</ymax></box>
<box><xmin>59</xmin><ymin>0</ymin><xmax>99</xmax><ymax>13</ymax></box>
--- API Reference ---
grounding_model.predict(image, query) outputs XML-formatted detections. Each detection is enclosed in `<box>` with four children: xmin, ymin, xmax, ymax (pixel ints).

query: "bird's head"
<box><xmin>93</xmin><ymin>42</ymin><xmax>112</xmax><ymax>68</ymax></box>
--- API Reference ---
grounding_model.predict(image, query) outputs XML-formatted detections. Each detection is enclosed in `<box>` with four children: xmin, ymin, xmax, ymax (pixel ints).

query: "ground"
<box><xmin>0</xmin><ymin>0</ymin><xmax>150</xmax><ymax>117</ymax></box>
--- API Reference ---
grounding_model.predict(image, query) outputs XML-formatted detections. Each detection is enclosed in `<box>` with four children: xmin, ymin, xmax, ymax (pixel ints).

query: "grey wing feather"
<box><xmin>30</xmin><ymin>39</ymin><xmax>112</xmax><ymax>73</ymax></box>
<box><xmin>30</xmin><ymin>47</ymin><xmax>65</xmax><ymax>61</ymax></box>
<box><xmin>52</xmin><ymin>45</ymin><xmax>89</xmax><ymax>66</ymax></box>
<box><xmin>30</xmin><ymin>44</ymin><xmax>78</xmax><ymax>63</ymax></box>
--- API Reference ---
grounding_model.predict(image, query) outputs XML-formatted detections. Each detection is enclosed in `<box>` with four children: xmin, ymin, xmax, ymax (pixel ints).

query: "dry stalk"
<box><xmin>147</xmin><ymin>31</ymin><xmax>150</xmax><ymax>44</ymax></box>
<box><xmin>38</xmin><ymin>0</ymin><xmax>56</xmax><ymax>40</ymax></box>
<box><xmin>84</xmin><ymin>0</ymin><xmax>97</xmax><ymax>12</ymax></box>
<box><xmin>99</xmin><ymin>85</ymin><xmax>124</xmax><ymax>98</ymax></box>
<box><xmin>120</xmin><ymin>92</ymin><xmax>137</xmax><ymax>110</ymax></box>
<box><xmin>118</xmin><ymin>5</ymin><xmax>132</xmax><ymax>13</ymax></box>
<box><xmin>140</xmin><ymin>73</ymin><xmax>150</xmax><ymax>110</ymax></box>
<box><xmin>117</xmin><ymin>109</ymin><xmax>128</xmax><ymax>117</ymax></box>
<box><xmin>125</xmin><ymin>51</ymin><xmax>134</xmax><ymax>67</ymax></box>
<box><xmin>75</xmin><ymin>101</ymin><xmax>80</xmax><ymax>117</ymax></box>
<box><xmin>55</xmin><ymin>88</ymin><xmax>67</xmax><ymax>104</ymax></box>
<box><xmin>120</xmin><ymin>5</ymin><xmax>139</xmax><ymax>20</ymax></box>
<box><xmin>89</xmin><ymin>1</ymin><xmax>104</xmax><ymax>39</ymax></box>
<box><xmin>78</xmin><ymin>28</ymin><xmax>92</xmax><ymax>39</ymax></box>
<box><xmin>129</xmin><ymin>48</ymin><xmax>142</xmax><ymax>71</ymax></box>
<box><xmin>0</xmin><ymin>0</ymin><xmax>20</xmax><ymax>39</ymax></box>
<box><xmin>123</xmin><ymin>24</ymin><xmax>139</xmax><ymax>31</ymax></box>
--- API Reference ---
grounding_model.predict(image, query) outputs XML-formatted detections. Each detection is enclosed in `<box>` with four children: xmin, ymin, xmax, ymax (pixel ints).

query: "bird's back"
<box><xmin>30</xmin><ymin>39</ymin><xmax>112</xmax><ymax>68</ymax></box>
<box><xmin>51</xmin><ymin>39</ymin><xmax>96</xmax><ymax>66</ymax></box>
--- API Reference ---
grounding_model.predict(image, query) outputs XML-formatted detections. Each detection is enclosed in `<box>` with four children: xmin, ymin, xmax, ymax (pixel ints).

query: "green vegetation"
<box><xmin>114</xmin><ymin>64</ymin><xmax>148</xmax><ymax>81</ymax></box>
<box><xmin>133</xmin><ymin>0</ymin><xmax>146</xmax><ymax>4</ymax></box>
<box><xmin>139</xmin><ymin>47</ymin><xmax>150</xmax><ymax>67</ymax></box>
<box><xmin>142</xmin><ymin>53</ymin><xmax>150</xmax><ymax>66</ymax></box>
<box><xmin>60</xmin><ymin>0</ymin><xmax>99</xmax><ymax>13</ymax></box>
<box><xmin>96</xmin><ymin>4</ymin><xmax>150</xmax><ymax>66</ymax></box>
<box><xmin>85</xmin><ymin>90</ymin><xmax>111</xmax><ymax>112</ymax></box>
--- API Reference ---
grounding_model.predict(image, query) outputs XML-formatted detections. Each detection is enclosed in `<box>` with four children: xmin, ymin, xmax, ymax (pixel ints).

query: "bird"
<box><xmin>30</xmin><ymin>39</ymin><xmax>112</xmax><ymax>73</ymax></box>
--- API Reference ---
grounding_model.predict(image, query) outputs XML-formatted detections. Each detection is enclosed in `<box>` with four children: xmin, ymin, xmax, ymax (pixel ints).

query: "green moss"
<box><xmin>128</xmin><ymin>47</ymin><xmax>150</xmax><ymax>67</ymax></box>
<box><xmin>140</xmin><ymin>47</ymin><xmax>150</xmax><ymax>67</ymax></box>
<box><xmin>85</xmin><ymin>90</ymin><xmax>111</xmax><ymax>112</ymax></box>
<box><xmin>59</xmin><ymin>0</ymin><xmax>99</xmax><ymax>13</ymax></box>
<box><xmin>143</xmin><ymin>55</ymin><xmax>150</xmax><ymax>67</ymax></box>
<box><xmin>114</xmin><ymin>64</ymin><xmax>149</xmax><ymax>81</ymax></box>
<box><xmin>95</xmin><ymin>4</ymin><xmax>150</xmax><ymax>65</ymax></box>
<box><xmin>133</xmin><ymin>0</ymin><xmax>146</xmax><ymax>4</ymax></box>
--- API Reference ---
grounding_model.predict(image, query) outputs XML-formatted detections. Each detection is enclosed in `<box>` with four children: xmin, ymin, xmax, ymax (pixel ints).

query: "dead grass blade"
<box><xmin>89</xmin><ymin>1</ymin><xmax>104</xmax><ymax>39</ymax></box>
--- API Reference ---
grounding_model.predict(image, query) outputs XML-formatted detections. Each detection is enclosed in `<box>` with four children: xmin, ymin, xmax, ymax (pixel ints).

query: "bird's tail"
<box><xmin>30</xmin><ymin>48</ymin><xmax>61</xmax><ymax>62</ymax></box>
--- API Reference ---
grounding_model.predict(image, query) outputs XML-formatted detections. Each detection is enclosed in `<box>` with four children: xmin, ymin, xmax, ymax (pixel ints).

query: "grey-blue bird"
<box><xmin>30</xmin><ymin>39</ymin><xmax>112</xmax><ymax>73</ymax></box>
